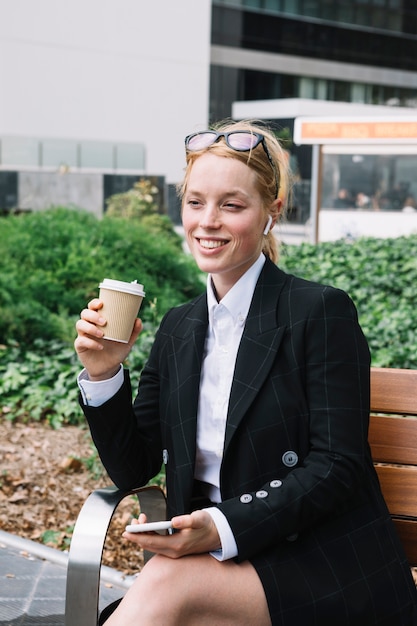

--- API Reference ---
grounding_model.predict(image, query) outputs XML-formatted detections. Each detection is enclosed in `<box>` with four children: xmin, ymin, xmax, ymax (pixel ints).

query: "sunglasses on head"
<box><xmin>184</xmin><ymin>130</ymin><xmax>280</xmax><ymax>199</ymax></box>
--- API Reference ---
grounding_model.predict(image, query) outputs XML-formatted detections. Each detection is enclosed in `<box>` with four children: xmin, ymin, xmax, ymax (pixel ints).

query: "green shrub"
<box><xmin>0</xmin><ymin>207</ymin><xmax>204</xmax><ymax>346</ymax></box>
<box><xmin>279</xmin><ymin>235</ymin><xmax>417</xmax><ymax>369</ymax></box>
<box><xmin>0</xmin><ymin>321</ymin><xmax>158</xmax><ymax>428</ymax></box>
<box><xmin>1</xmin><ymin>210</ymin><xmax>416</xmax><ymax>429</ymax></box>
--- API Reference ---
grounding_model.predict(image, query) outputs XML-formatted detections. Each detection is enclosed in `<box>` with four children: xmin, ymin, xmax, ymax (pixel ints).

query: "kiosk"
<box><xmin>293</xmin><ymin>116</ymin><xmax>417</xmax><ymax>242</ymax></box>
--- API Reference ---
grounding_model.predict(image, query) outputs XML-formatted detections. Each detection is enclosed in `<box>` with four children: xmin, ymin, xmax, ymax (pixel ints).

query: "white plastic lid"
<box><xmin>99</xmin><ymin>278</ymin><xmax>145</xmax><ymax>296</ymax></box>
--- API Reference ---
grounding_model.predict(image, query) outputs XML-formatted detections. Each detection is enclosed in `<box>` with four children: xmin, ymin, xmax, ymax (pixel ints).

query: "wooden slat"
<box><xmin>374</xmin><ymin>465</ymin><xmax>417</xmax><ymax>518</ymax></box>
<box><xmin>369</xmin><ymin>415</ymin><xmax>417</xmax><ymax>466</ymax></box>
<box><xmin>369</xmin><ymin>368</ymin><xmax>417</xmax><ymax>568</ymax></box>
<box><xmin>370</xmin><ymin>367</ymin><xmax>417</xmax><ymax>415</ymax></box>
<box><xmin>392</xmin><ymin>518</ymin><xmax>417</xmax><ymax>567</ymax></box>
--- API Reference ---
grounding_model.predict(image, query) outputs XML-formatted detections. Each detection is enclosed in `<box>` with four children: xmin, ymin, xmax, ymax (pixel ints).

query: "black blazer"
<box><xmin>83</xmin><ymin>258</ymin><xmax>417</xmax><ymax>625</ymax></box>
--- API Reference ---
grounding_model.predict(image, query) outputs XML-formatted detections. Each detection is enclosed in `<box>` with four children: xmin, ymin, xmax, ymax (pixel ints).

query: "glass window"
<box><xmin>42</xmin><ymin>139</ymin><xmax>78</xmax><ymax>168</ymax></box>
<box><xmin>387</xmin><ymin>9</ymin><xmax>401</xmax><ymax>30</ymax></box>
<box><xmin>243</xmin><ymin>0</ymin><xmax>261</xmax><ymax>7</ymax></box>
<box><xmin>316</xmin><ymin>79</ymin><xmax>327</xmax><ymax>100</ymax></box>
<box><xmin>321</xmin><ymin>152</ymin><xmax>417</xmax><ymax>212</ymax></box>
<box><xmin>330</xmin><ymin>80</ymin><xmax>351</xmax><ymax>102</ymax></box>
<box><xmin>299</xmin><ymin>77</ymin><xmax>315</xmax><ymax>99</ymax></box>
<box><xmin>283</xmin><ymin>0</ymin><xmax>300</xmax><ymax>14</ymax></box>
<box><xmin>351</xmin><ymin>83</ymin><xmax>367</xmax><ymax>103</ymax></box>
<box><xmin>81</xmin><ymin>141</ymin><xmax>114</xmax><ymax>169</ymax></box>
<box><xmin>264</xmin><ymin>0</ymin><xmax>281</xmax><ymax>9</ymax></box>
<box><xmin>115</xmin><ymin>143</ymin><xmax>145</xmax><ymax>171</ymax></box>
<box><xmin>371</xmin><ymin>8</ymin><xmax>386</xmax><ymax>27</ymax></box>
<box><xmin>0</xmin><ymin>171</ymin><xmax>18</xmax><ymax>211</ymax></box>
<box><xmin>321</xmin><ymin>0</ymin><xmax>337</xmax><ymax>20</ymax></box>
<box><xmin>303</xmin><ymin>0</ymin><xmax>320</xmax><ymax>18</ymax></box>
<box><xmin>338</xmin><ymin>2</ymin><xmax>354</xmax><ymax>22</ymax></box>
<box><xmin>1</xmin><ymin>137</ymin><xmax>40</xmax><ymax>167</ymax></box>
<box><xmin>356</xmin><ymin>6</ymin><xmax>371</xmax><ymax>25</ymax></box>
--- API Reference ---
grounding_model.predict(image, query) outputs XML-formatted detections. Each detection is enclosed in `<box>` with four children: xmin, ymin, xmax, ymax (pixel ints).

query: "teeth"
<box><xmin>199</xmin><ymin>239</ymin><xmax>225</xmax><ymax>249</ymax></box>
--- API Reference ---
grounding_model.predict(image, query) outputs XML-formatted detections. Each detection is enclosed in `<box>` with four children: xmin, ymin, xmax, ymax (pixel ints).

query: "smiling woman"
<box><xmin>74</xmin><ymin>119</ymin><xmax>417</xmax><ymax>625</ymax></box>
<box><xmin>181</xmin><ymin>153</ymin><xmax>273</xmax><ymax>299</ymax></box>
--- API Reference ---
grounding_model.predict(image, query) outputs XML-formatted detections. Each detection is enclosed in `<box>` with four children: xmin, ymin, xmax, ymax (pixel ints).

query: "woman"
<box><xmin>75</xmin><ymin>120</ymin><xmax>417</xmax><ymax>625</ymax></box>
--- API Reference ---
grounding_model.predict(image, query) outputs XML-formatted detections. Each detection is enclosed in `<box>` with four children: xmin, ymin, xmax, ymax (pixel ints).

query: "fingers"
<box><xmin>128</xmin><ymin>318</ymin><xmax>143</xmax><ymax>346</ymax></box>
<box><xmin>123</xmin><ymin>511</ymin><xmax>219</xmax><ymax>558</ymax></box>
<box><xmin>75</xmin><ymin>300</ymin><xmax>106</xmax><ymax>344</ymax></box>
<box><xmin>88</xmin><ymin>298</ymin><xmax>104</xmax><ymax>311</ymax></box>
<box><xmin>172</xmin><ymin>510</ymin><xmax>210</xmax><ymax>530</ymax></box>
<box><xmin>74</xmin><ymin>298</ymin><xmax>143</xmax><ymax>379</ymax></box>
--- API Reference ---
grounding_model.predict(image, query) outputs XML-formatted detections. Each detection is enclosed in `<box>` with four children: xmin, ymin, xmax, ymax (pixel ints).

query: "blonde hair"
<box><xmin>178</xmin><ymin>119</ymin><xmax>291</xmax><ymax>263</ymax></box>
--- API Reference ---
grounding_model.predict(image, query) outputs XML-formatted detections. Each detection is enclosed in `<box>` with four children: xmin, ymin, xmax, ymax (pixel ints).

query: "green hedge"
<box><xmin>279</xmin><ymin>235</ymin><xmax>417</xmax><ymax>369</ymax></box>
<box><xmin>0</xmin><ymin>207</ymin><xmax>416</xmax><ymax>428</ymax></box>
<box><xmin>0</xmin><ymin>207</ymin><xmax>204</xmax><ymax>346</ymax></box>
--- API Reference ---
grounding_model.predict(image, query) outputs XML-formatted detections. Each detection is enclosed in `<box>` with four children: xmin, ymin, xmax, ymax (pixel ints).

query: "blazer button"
<box><xmin>282</xmin><ymin>451</ymin><xmax>298</xmax><ymax>467</ymax></box>
<box><xmin>240</xmin><ymin>494</ymin><xmax>253</xmax><ymax>504</ymax></box>
<box><xmin>256</xmin><ymin>490</ymin><xmax>268</xmax><ymax>499</ymax></box>
<box><xmin>162</xmin><ymin>449</ymin><xmax>169</xmax><ymax>465</ymax></box>
<box><xmin>270</xmin><ymin>480</ymin><xmax>282</xmax><ymax>488</ymax></box>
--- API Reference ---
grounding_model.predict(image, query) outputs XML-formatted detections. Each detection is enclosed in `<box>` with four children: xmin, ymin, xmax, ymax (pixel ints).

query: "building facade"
<box><xmin>209</xmin><ymin>1</ymin><xmax>417</xmax><ymax>240</ymax></box>
<box><xmin>2</xmin><ymin>0</ymin><xmax>417</xmax><ymax>235</ymax></box>
<box><xmin>0</xmin><ymin>0</ymin><xmax>212</xmax><ymax>216</ymax></box>
<box><xmin>210</xmin><ymin>0</ymin><xmax>417</xmax><ymax>122</ymax></box>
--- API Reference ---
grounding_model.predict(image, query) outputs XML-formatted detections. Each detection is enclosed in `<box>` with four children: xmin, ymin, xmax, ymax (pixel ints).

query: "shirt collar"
<box><xmin>207</xmin><ymin>254</ymin><xmax>266</xmax><ymax>325</ymax></box>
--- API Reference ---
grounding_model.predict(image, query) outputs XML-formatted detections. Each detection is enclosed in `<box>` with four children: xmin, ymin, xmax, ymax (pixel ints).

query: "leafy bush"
<box><xmin>279</xmin><ymin>235</ymin><xmax>417</xmax><ymax>369</ymax></box>
<box><xmin>0</xmin><ymin>207</ymin><xmax>204</xmax><ymax>346</ymax></box>
<box><xmin>0</xmin><ymin>321</ymin><xmax>158</xmax><ymax>428</ymax></box>
<box><xmin>1</xmin><ymin>210</ymin><xmax>416</xmax><ymax>429</ymax></box>
<box><xmin>105</xmin><ymin>179</ymin><xmax>182</xmax><ymax>247</ymax></box>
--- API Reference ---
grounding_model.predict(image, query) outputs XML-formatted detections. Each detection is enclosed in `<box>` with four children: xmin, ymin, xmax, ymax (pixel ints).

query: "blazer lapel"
<box><xmin>167</xmin><ymin>294</ymin><xmax>208</xmax><ymax>489</ymax></box>
<box><xmin>224</xmin><ymin>260</ymin><xmax>287</xmax><ymax>452</ymax></box>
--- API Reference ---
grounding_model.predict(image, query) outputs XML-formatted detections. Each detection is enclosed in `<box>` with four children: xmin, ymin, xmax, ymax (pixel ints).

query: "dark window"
<box><xmin>212</xmin><ymin>6</ymin><xmax>417</xmax><ymax>72</ymax></box>
<box><xmin>0</xmin><ymin>172</ymin><xmax>18</xmax><ymax>214</ymax></box>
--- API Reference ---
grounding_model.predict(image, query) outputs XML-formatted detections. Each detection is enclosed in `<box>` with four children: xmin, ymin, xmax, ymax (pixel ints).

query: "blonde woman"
<box><xmin>75</xmin><ymin>120</ymin><xmax>417</xmax><ymax>625</ymax></box>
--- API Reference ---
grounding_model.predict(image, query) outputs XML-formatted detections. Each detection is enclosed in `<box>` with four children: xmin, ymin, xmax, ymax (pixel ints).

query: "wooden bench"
<box><xmin>64</xmin><ymin>367</ymin><xmax>417</xmax><ymax>625</ymax></box>
<box><xmin>369</xmin><ymin>367</ymin><xmax>417</xmax><ymax>569</ymax></box>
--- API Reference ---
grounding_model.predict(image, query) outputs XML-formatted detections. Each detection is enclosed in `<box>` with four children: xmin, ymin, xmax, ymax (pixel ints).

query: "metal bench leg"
<box><xmin>65</xmin><ymin>485</ymin><xmax>166</xmax><ymax>626</ymax></box>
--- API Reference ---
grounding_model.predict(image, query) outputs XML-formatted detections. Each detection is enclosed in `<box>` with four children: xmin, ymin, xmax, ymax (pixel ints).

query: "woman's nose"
<box><xmin>199</xmin><ymin>206</ymin><xmax>220</xmax><ymax>229</ymax></box>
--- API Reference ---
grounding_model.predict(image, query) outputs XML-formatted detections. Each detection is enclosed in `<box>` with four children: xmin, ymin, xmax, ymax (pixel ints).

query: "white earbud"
<box><xmin>263</xmin><ymin>215</ymin><xmax>273</xmax><ymax>236</ymax></box>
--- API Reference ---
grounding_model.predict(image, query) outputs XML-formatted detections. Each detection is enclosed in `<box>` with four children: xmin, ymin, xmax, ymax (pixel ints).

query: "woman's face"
<box><xmin>182</xmin><ymin>152</ymin><xmax>270</xmax><ymax>299</ymax></box>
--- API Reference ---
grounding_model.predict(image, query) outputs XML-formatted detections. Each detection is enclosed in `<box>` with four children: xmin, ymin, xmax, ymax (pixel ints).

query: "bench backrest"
<box><xmin>369</xmin><ymin>367</ymin><xmax>417</xmax><ymax>565</ymax></box>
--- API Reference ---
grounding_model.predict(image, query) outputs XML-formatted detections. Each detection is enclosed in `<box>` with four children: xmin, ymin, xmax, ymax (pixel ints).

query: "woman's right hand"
<box><xmin>74</xmin><ymin>298</ymin><xmax>143</xmax><ymax>381</ymax></box>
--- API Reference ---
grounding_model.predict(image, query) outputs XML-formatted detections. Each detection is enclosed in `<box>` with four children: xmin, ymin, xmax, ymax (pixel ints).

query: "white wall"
<box><xmin>0</xmin><ymin>0</ymin><xmax>211</xmax><ymax>183</ymax></box>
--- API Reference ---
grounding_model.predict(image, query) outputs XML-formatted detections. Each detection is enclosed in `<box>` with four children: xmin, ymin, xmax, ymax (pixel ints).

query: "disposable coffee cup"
<box><xmin>98</xmin><ymin>278</ymin><xmax>145</xmax><ymax>343</ymax></box>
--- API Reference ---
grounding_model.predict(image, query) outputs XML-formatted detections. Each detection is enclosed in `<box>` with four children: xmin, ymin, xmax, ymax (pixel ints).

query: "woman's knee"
<box><xmin>130</xmin><ymin>555</ymin><xmax>192</xmax><ymax>619</ymax></box>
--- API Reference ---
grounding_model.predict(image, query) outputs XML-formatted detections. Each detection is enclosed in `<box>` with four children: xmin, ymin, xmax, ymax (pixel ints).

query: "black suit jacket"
<box><xmin>83</xmin><ymin>258</ymin><xmax>417</xmax><ymax>625</ymax></box>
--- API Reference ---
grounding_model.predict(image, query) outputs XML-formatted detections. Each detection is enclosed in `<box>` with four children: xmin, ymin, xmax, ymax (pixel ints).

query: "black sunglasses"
<box><xmin>184</xmin><ymin>130</ymin><xmax>280</xmax><ymax>198</ymax></box>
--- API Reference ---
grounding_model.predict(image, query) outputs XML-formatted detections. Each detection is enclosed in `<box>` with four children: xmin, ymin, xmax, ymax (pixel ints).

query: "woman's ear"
<box><xmin>263</xmin><ymin>198</ymin><xmax>282</xmax><ymax>235</ymax></box>
<box><xmin>263</xmin><ymin>215</ymin><xmax>273</xmax><ymax>235</ymax></box>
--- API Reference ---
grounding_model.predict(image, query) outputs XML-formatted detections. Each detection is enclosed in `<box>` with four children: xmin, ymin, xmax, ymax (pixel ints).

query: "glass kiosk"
<box><xmin>293</xmin><ymin>116</ymin><xmax>417</xmax><ymax>242</ymax></box>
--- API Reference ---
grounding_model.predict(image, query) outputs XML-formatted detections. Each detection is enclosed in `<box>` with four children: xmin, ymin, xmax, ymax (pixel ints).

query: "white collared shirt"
<box><xmin>195</xmin><ymin>253</ymin><xmax>265</xmax><ymax>503</ymax></box>
<box><xmin>78</xmin><ymin>254</ymin><xmax>266</xmax><ymax>560</ymax></box>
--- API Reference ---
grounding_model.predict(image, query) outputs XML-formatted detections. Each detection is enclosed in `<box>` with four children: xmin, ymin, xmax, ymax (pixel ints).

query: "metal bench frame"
<box><xmin>65</xmin><ymin>484</ymin><xmax>166</xmax><ymax>626</ymax></box>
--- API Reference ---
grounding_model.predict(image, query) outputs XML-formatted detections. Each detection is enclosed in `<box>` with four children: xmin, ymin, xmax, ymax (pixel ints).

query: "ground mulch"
<box><xmin>1</xmin><ymin>418</ymin><xmax>416</xmax><ymax>586</ymax></box>
<box><xmin>0</xmin><ymin>419</ymin><xmax>144</xmax><ymax>575</ymax></box>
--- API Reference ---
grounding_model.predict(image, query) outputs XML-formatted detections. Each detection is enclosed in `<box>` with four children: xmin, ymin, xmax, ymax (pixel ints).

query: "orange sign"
<box><xmin>293</xmin><ymin>116</ymin><xmax>417</xmax><ymax>144</ymax></box>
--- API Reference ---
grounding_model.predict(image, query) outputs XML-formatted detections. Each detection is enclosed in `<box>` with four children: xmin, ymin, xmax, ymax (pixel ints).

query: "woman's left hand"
<box><xmin>123</xmin><ymin>511</ymin><xmax>221</xmax><ymax>558</ymax></box>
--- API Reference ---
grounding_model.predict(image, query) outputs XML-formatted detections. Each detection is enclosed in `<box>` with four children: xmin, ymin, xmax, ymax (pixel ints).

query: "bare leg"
<box><xmin>105</xmin><ymin>553</ymin><xmax>271</xmax><ymax>626</ymax></box>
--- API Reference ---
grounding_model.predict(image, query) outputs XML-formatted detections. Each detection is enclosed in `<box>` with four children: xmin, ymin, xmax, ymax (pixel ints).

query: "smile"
<box><xmin>198</xmin><ymin>239</ymin><xmax>227</xmax><ymax>249</ymax></box>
